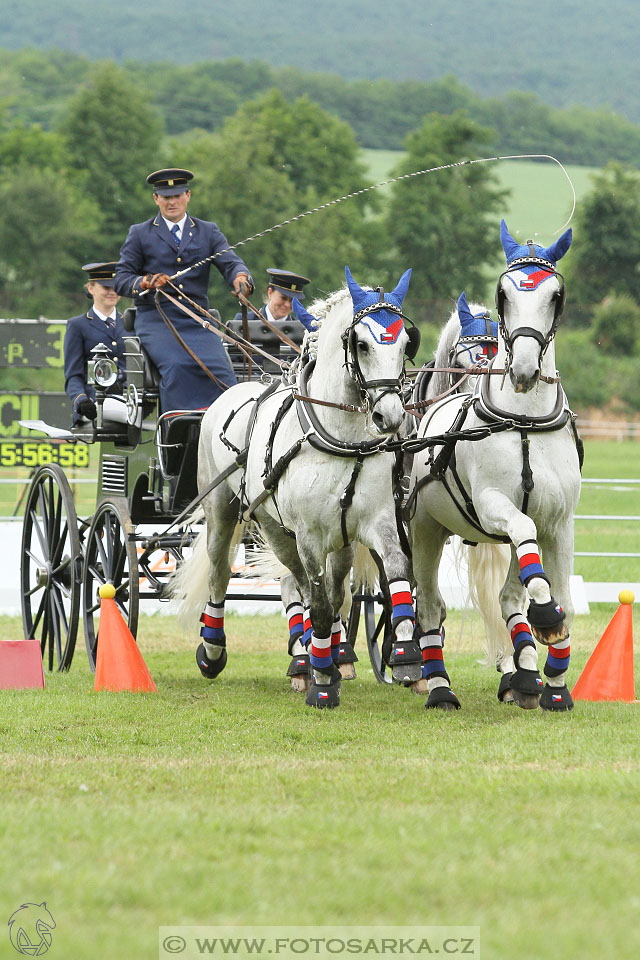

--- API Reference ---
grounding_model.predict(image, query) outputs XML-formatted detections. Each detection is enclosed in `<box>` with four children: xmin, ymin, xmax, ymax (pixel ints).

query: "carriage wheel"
<box><xmin>20</xmin><ymin>464</ymin><xmax>82</xmax><ymax>671</ymax></box>
<box><xmin>363</xmin><ymin>592</ymin><xmax>394</xmax><ymax>685</ymax></box>
<box><xmin>82</xmin><ymin>499</ymin><xmax>139</xmax><ymax>671</ymax></box>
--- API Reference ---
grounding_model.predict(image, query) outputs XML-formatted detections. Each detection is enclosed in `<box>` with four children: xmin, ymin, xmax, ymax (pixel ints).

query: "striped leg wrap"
<box><xmin>507</xmin><ymin>612</ymin><xmax>535</xmax><ymax>664</ymax></box>
<box><xmin>200</xmin><ymin>601</ymin><xmax>225</xmax><ymax>646</ymax></box>
<box><xmin>419</xmin><ymin>627</ymin><xmax>450</xmax><ymax>681</ymax></box>
<box><xmin>286</xmin><ymin>602</ymin><xmax>304</xmax><ymax>646</ymax></box>
<box><xmin>331</xmin><ymin>617</ymin><xmax>342</xmax><ymax>662</ymax></box>
<box><xmin>516</xmin><ymin>540</ymin><xmax>550</xmax><ymax>587</ymax></box>
<box><xmin>310</xmin><ymin>632</ymin><xmax>333</xmax><ymax>671</ymax></box>
<box><xmin>302</xmin><ymin>608</ymin><xmax>313</xmax><ymax>649</ymax></box>
<box><xmin>389</xmin><ymin>579</ymin><xmax>415</xmax><ymax>628</ymax></box>
<box><xmin>544</xmin><ymin>635</ymin><xmax>571</xmax><ymax>678</ymax></box>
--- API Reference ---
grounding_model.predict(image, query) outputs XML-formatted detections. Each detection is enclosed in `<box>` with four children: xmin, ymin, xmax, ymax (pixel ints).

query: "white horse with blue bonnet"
<box><xmin>172</xmin><ymin>266</ymin><xmax>425</xmax><ymax>709</ymax></box>
<box><xmin>408</xmin><ymin>221</ymin><xmax>582</xmax><ymax>711</ymax></box>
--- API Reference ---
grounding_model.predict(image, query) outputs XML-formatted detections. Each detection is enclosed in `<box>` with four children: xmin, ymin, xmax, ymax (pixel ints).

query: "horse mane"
<box><xmin>428</xmin><ymin>300</ymin><xmax>489</xmax><ymax>399</ymax></box>
<box><xmin>304</xmin><ymin>285</ymin><xmax>360</xmax><ymax>358</ymax></box>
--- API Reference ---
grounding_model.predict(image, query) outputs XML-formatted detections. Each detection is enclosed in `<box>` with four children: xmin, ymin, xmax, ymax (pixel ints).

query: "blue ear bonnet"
<box><xmin>500</xmin><ymin>219</ymin><xmax>572</xmax><ymax>266</ymax></box>
<box><xmin>344</xmin><ymin>266</ymin><xmax>412</xmax><ymax>345</ymax></box>
<box><xmin>457</xmin><ymin>291</ymin><xmax>498</xmax><ymax>339</ymax></box>
<box><xmin>291</xmin><ymin>297</ymin><xmax>319</xmax><ymax>332</ymax></box>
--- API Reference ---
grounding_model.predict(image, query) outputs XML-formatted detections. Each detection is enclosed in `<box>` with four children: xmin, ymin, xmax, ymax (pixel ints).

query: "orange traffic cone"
<box><xmin>94</xmin><ymin>584</ymin><xmax>157</xmax><ymax>693</ymax></box>
<box><xmin>572</xmin><ymin>590</ymin><xmax>637</xmax><ymax>702</ymax></box>
<box><xmin>0</xmin><ymin>639</ymin><xmax>45</xmax><ymax>689</ymax></box>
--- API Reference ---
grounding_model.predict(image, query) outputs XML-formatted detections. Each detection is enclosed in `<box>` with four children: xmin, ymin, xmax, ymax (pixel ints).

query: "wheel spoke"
<box><xmin>25</xmin><ymin>581</ymin><xmax>46</xmax><ymax>599</ymax></box>
<box><xmin>50</xmin><ymin>586</ymin><xmax>66</xmax><ymax>664</ymax></box>
<box><xmin>29</xmin><ymin>504</ymin><xmax>49</xmax><ymax>560</ymax></box>
<box><xmin>25</xmin><ymin>545</ymin><xmax>46</xmax><ymax>568</ymax></box>
<box><xmin>31</xmin><ymin>590</ymin><xmax>47</xmax><ymax>636</ymax></box>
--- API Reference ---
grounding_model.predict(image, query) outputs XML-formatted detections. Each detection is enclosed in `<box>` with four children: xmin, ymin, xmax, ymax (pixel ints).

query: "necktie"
<box><xmin>171</xmin><ymin>223</ymin><xmax>181</xmax><ymax>247</ymax></box>
<box><xmin>105</xmin><ymin>316</ymin><xmax>115</xmax><ymax>331</ymax></box>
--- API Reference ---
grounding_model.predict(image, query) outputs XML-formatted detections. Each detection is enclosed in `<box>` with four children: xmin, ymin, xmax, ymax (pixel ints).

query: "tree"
<box><xmin>564</xmin><ymin>163</ymin><xmax>640</xmax><ymax>309</ymax></box>
<box><xmin>0</xmin><ymin>164</ymin><xmax>103</xmax><ymax>318</ymax></box>
<box><xmin>58</xmin><ymin>62</ymin><xmax>164</xmax><ymax>253</ymax></box>
<box><xmin>384</xmin><ymin>111</ymin><xmax>507</xmax><ymax>307</ymax></box>
<box><xmin>171</xmin><ymin>90</ymin><xmax>381</xmax><ymax>308</ymax></box>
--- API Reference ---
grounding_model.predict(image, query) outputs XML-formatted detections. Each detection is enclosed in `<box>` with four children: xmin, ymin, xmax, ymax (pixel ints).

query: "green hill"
<box><xmin>4</xmin><ymin>0</ymin><xmax>640</xmax><ymax>124</ymax></box>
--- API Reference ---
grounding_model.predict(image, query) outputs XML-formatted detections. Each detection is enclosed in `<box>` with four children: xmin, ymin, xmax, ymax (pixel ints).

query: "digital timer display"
<box><xmin>0</xmin><ymin>441</ymin><xmax>89</xmax><ymax>469</ymax></box>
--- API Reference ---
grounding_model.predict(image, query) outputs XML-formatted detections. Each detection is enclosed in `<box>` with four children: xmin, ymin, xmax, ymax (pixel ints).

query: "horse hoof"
<box><xmin>540</xmin><ymin>684</ymin><xmax>574</xmax><ymax>712</ymax></box>
<box><xmin>286</xmin><ymin>654</ymin><xmax>310</xmax><ymax>678</ymax></box>
<box><xmin>497</xmin><ymin>672</ymin><xmax>515</xmax><ymax>703</ymax></box>
<box><xmin>290</xmin><ymin>675</ymin><xmax>311</xmax><ymax>693</ymax></box>
<box><xmin>425</xmin><ymin>686</ymin><xmax>461</xmax><ymax>710</ymax></box>
<box><xmin>510</xmin><ymin>667</ymin><xmax>543</xmax><ymax>709</ymax></box>
<box><xmin>389</xmin><ymin>640</ymin><xmax>422</xmax><ymax>683</ymax></box>
<box><xmin>305</xmin><ymin>675</ymin><xmax>341</xmax><ymax>709</ymax></box>
<box><xmin>528</xmin><ymin>599</ymin><xmax>566</xmax><ymax>645</ymax></box>
<box><xmin>196</xmin><ymin>643</ymin><xmax>227</xmax><ymax>679</ymax></box>
<box><xmin>410</xmin><ymin>678</ymin><xmax>429</xmax><ymax>695</ymax></box>
<box><xmin>338</xmin><ymin>662</ymin><xmax>357</xmax><ymax>680</ymax></box>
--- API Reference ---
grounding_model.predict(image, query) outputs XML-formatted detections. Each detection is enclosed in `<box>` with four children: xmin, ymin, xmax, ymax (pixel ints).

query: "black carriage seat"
<box><xmin>158</xmin><ymin>410</ymin><xmax>204</xmax><ymax>478</ymax></box>
<box><xmin>226</xmin><ymin>313</ymin><xmax>305</xmax><ymax>380</ymax></box>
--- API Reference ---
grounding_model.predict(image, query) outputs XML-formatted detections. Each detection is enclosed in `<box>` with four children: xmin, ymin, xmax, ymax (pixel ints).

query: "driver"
<box><xmin>114</xmin><ymin>167</ymin><xmax>253</xmax><ymax>412</ymax></box>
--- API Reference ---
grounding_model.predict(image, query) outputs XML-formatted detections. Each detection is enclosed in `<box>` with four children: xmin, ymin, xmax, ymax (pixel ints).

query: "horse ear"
<box><xmin>390</xmin><ymin>268</ymin><xmax>412</xmax><ymax>304</ymax></box>
<box><xmin>345</xmin><ymin>265</ymin><xmax>366</xmax><ymax>306</ymax></box>
<box><xmin>291</xmin><ymin>297</ymin><xmax>318</xmax><ymax>332</ymax></box>
<box><xmin>540</xmin><ymin>228</ymin><xmax>572</xmax><ymax>264</ymax></box>
<box><xmin>500</xmin><ymin>219</ymin><xmax>521</xmax><ymax>263</ymax></box>
<box><xmin>457</xmin><ymin>291</ymin><xmax>476</xmax><ymax>334</ymax></box>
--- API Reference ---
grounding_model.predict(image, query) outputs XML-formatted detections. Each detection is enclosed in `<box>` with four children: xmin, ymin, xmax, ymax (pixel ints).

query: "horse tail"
<box><xmin>245</xmin><ymin>531</ymin><xmax>292</xmax><ymax>581</ymax></box>
<box><xmin>352</xmin><ymin>541</ymin><xmax>379</xmax><ymax>592</ymax></box>
<box><xmin>466</xmin><ymin>541</ymin><xmax>511</xmax><ymax>666</ymax></box>
<box><xmin>169</xmin><ymin>520</ymin><xmax>248</xmax><ymax>629</ymax></box>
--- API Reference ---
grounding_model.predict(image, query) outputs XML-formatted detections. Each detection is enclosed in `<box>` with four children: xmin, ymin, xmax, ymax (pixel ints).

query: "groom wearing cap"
<box><xmin>114</xmin><ymin>167</ymin><xmax>254</xmax><ymax>412</ymax></box>
<box><xmin>235</xmin><ymin>267</ymin><xmax>310</xmax><ymax>326</ymax></box>
<box><xmin>64</xmin><ymin>261</ymin><xmax>127</xmax><ymax>425</ymax></box>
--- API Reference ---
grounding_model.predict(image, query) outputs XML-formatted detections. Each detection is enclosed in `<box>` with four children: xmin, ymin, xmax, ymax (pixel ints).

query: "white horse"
<box><xmin>172</xmin><ymin>267</ymin><xmax>427</xmax><ymax>709</ymax></box>
<box><xmin>408</xmin><ymin>220</ymin><xmax>582</xmax><ymax>711</ymax></box>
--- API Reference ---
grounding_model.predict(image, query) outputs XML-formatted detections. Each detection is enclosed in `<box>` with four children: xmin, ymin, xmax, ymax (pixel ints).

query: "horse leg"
<box><xmin>536</xmin><ymin>527</ymin><xmax>575</xmax><ymax>711</ymax></box>
<box><xmin>258</xmin><ymin>515</ymin><xmax>312</xmax><ymax>693</ymax></box>
<box><xmin>476</xmin><ymin>495</ymin><xmax>549</xmax><ymax>709</ymax></box>
<box><xmin>282</xmin><ymin>574</ymin><xmax>311</xmax><ymax>692</ymax></box>
<box><xmin>290</xmin><ymin>537</ymin><xmax>341</xmax><ymax>709</ymax></box>
<box><xmin>411</xmin><ymin>515</ymin><xmax>460</xmax><ymax>710</ymax></box>
<box><xmin>196</xmin><ymin>489</ymin><xmax>241</xmax><ymax>680</ymax></box>
<box><xmin>501</xmin><ymin>565</ymin><xmax>543</xmax><ymax>710</ymax></box>
<box><xmin>326</xmin><ymin>547</ymin><xmax>358</xmax><ymax>679</ymax></box>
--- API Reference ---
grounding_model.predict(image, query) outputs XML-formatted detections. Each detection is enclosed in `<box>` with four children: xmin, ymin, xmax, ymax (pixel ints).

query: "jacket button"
<box><xmin>177</xmin><ymin>257</ymin><xmax>182</xmax><ymax>263</ymax></box>
<box><xmin>179</xmin><ymin>284</ymin><xmax>184</xmax><ymax>289</ymax></box>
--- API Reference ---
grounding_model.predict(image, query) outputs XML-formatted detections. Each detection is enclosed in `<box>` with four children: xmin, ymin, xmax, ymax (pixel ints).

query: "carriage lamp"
<box><xmin>89</xmin><ymin>343</ymin><xmax>118</xmax><ymax>388</ymax></box>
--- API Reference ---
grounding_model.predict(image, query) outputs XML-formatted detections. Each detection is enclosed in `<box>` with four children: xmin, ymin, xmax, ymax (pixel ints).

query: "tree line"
<box><xmin>4</xmin><ymin>49</ymin><xmax>640</xmax><ymax>166</ymax></box>
<box><xmin>1</xmin><ymin>57</ymin><xmax>639</xmax><ymax>412</ymax></box>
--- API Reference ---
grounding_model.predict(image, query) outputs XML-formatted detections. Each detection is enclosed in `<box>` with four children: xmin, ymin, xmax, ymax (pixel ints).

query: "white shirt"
<box><xmin>162</xmin><ymin>214</ymin><xmax>188</xmax><ymax>241</ymax></box>
<box><xmin>92</xmin><ymin>307</ymin><xmax>117</xmax><ymax>325</ymax></box>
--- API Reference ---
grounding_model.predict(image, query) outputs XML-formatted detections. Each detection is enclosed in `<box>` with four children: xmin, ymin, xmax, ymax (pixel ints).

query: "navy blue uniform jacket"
<box><xmin>64</xmin><ymin>308</ymin><xmax>126</xmax><ymax>424</ymax></box>
<box><xmin>114</xmin><ymin>213</ymin><xmax>250</xmax><ymax>411</ymax></box>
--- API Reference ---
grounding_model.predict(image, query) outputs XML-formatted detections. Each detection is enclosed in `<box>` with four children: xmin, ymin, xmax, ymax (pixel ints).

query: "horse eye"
<box><xmin>357</xmin><ymin>340</ymin><xmax>369</xmax><ymax>353</ymax></box>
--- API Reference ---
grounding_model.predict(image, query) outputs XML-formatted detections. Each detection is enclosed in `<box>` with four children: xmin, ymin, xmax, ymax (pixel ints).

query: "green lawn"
<box><xmin>361</xmin><ymin>149</ymin><xmax>599</xmax><ymax>246</ymax></box>
<box><xmin>1</xmin><ymin>608</ymin><xmax>639</xmax><ymax>960</ymax></box>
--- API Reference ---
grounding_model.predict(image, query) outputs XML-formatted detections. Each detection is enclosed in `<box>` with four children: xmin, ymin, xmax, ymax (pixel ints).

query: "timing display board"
<box><xmin>0</xmin><ymin>320</ymin><xmax>66</xmax><ymax>368</ymax></box>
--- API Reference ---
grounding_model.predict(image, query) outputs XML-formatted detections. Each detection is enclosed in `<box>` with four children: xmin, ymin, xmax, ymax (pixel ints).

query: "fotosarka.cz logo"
<box><xmin>7</xmin><ymin>902</ymin><xmax>56</xmax><ymax>956</ymax></box>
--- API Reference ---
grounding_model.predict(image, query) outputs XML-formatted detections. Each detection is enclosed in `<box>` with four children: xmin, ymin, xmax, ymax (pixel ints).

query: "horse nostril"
<box><xmin>372</xmin><ymin>410</ymin><xmax>385</xmax><ymax>430</ymax></box>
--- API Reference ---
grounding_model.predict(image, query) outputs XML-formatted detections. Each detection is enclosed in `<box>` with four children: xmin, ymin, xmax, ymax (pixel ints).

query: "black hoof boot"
<box><xmin>425</xmin><ymin>686</ymin><xmax>461</xmax><ymax>710</ymax></box>
<box><xmin>196</xmin><ymin>642</ymin><xmax>227</xmax><ymax>679</ymax></box>
<box><xmin>305</xmin><ymin>665</ymin><xmax>341</xmax><ymax>709</ymax></box>
<box><xmin>336</xmin><ymin>641</ymin><xmax>358</xmax><ymax>665</ymax></box>
<box><xmin>540</xmin><ymin>683</ymin><xmax>574</xmax><ymax>712</ymax></box>
<box><xmin>286</xmin><ymin>654</ymin><xmax>310</xmax><ymax>678</ymax></box>
<box><xmin>528</xmin><ymin>599</ymin><xmax>566</xmax><ymax>643</ymax></box>
<box><xmin>497</xmin><ymin>672</ymin><xmax>514</xmax><ymax>703</ymax></box>
<box><xmin>389</xmin><ymin>640</ymin><xmax>423</xmax><ymax>683</ymax></box>
<box><xmin>510</xmin><ymin>667</ymin><xmax>543</xmax><ymax>709</ymax></box>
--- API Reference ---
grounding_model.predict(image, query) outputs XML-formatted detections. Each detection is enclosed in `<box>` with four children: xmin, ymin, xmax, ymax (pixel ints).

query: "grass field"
<box><xmin>360</xmin><ymin>150</ymin><xmax>598</xmax><ymax>247</ymax></box>
<box><xmin>1</xmin><ymin>606</ymin><xmax>639</xmax><ymax>960</ymax></box>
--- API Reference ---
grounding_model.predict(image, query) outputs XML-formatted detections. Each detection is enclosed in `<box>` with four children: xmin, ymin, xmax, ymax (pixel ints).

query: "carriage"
<box><xmin>18</xmin><ymin>304</ymin><xmax>392</xmax><ymax>678</ymax></box>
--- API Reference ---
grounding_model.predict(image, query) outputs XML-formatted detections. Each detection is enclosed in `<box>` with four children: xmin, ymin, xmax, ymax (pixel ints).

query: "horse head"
<box><xmin>343</xmin><ymin>266</ymin><xmax>414</xmax><ymax>435</ymax></box>
<box><xmin>453</xmin><ymin>291</ymin><xmax>498</xmax><ymax>370</ymax></box>
<box><xmin>497</xmin><ymin>220</ymin><xmax>571</xmax><ymax>392</ymax></box>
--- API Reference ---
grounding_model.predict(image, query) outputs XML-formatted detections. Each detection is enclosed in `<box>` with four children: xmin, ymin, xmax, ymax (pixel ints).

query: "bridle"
<box><xmin>495</xmin><ymin>254</ymin><xmax>566</xmax><ymax>369</ymax></box>
<box><xmin>340</xmin><ymin>286</ymin><xmax>421</xmax><ymax>410</ymax></box>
